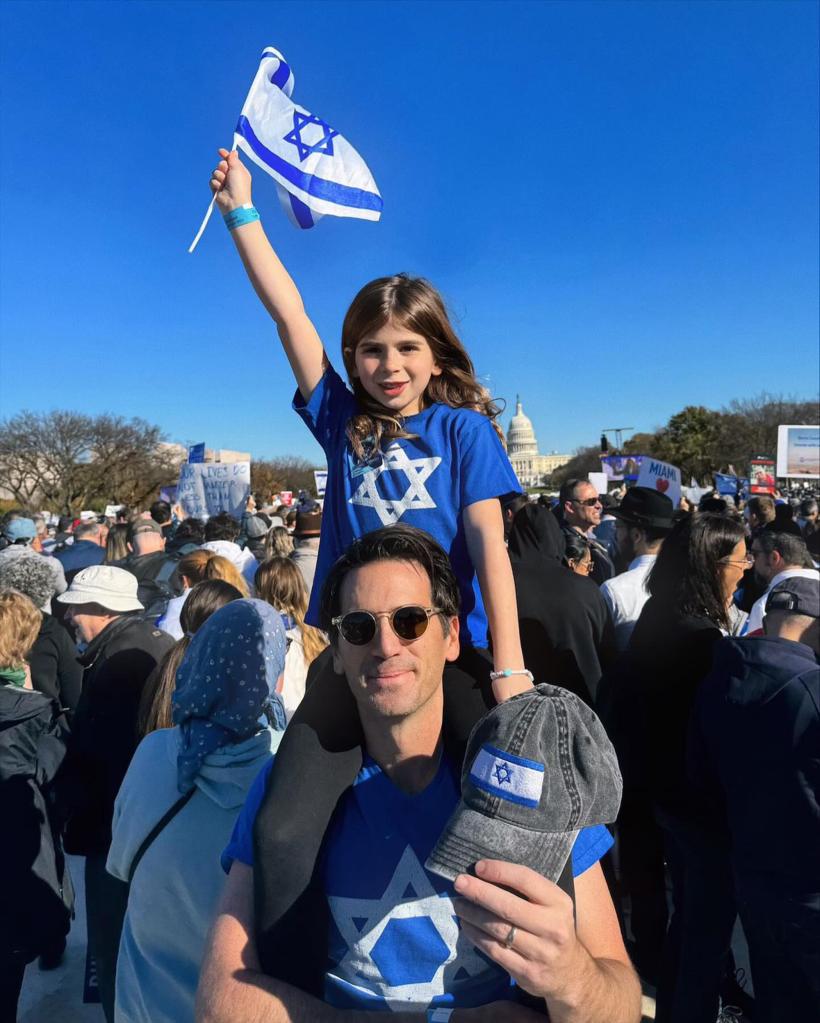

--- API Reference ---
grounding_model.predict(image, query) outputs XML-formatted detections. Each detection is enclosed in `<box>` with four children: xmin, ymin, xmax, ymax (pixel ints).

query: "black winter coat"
<box><xmin>28</xmin><ymin>612</ymin><xmax>83</xmax><ymax>717</ymax></box>
<box><xmin>55</xmin><ymin>615</ymin><xmax>174</xmax><ymax>855</ymax></box>
<box><xmin>0</xmin><ymin>685</ymin><xmax>73</xmax><ymax>960</ymax></box>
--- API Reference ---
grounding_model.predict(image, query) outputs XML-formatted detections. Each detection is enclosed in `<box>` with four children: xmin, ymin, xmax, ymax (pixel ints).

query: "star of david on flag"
<box><xmin>189</xmin><ymin>46</ymin><xmax>382</xmax><ymax>250</ymax></box>
<box><xmin>236</xmin><ymin>46</ymin><xmax>381</xmax><ymax>229</ymax></box>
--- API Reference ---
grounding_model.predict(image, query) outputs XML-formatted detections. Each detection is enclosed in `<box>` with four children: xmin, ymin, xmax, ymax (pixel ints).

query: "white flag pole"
<box><xmin>188</xmin><ymin>132</ymin><xmax>242</xmax><ymax>254</ymax></box>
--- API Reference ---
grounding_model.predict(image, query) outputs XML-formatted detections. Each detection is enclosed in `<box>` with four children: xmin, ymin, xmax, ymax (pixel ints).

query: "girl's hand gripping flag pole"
<box><xmin>189</xmin><ymin>46</ymin><xmax>382</xmax><ymax>252</ymax></box>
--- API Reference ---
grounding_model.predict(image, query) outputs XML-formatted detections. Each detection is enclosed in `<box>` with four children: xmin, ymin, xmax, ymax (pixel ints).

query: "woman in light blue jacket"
<box><xmin>107</xmin><ymin>599</ymin><xmax>287</xmax><ymax>1023</ymax></box>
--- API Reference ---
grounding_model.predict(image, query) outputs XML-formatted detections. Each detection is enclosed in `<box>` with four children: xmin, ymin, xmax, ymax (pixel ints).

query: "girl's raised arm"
<box><xmin>210</xmin><ymin>148</ymin><xmax>327</xmax><ymax>402</ymax></box>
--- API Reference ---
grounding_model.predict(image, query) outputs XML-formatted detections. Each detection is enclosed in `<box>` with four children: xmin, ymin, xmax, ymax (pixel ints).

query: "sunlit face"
<box><xmin>564</xmin><ymin>482</ymin><xmax>602</xmax><ymax>530</ymax></box>
<box><xmin>331</xmin><ymin>559</ymin><xmax>459</xmax><ymax>727</ymax></box>
<box><xmin>718</xmin><ymin>539</ymin><xmax>751</xmax><ymax>604</ymax></box>
<box><xmin>352</xmin><ymin>320</ymin><xmax>442</xmax><ymax>417</ymax></box>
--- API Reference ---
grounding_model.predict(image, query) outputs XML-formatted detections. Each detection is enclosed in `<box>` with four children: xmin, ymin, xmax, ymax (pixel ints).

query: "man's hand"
<box><xmin>210</xmin><ymin>148</ymin><xmax>253</xmax><ymax>214</ymax></box>
<box><xmin>454</xmin><ymin>859</ymin><xmax>585</xmax><ymax>1004</ymax></box>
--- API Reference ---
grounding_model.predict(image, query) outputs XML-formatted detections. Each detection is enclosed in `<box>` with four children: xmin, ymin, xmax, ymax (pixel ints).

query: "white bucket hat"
<box><xmin>56</xmin><ymin>565</ymin><xmax>143</xmax><ymax>613</ymax></box>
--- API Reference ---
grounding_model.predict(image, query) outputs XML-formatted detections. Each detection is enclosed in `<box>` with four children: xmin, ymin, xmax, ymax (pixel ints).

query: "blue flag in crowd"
<box><xmin>714</xmin><ymin>472</ymin><xmax>739</xmax><ymax>496</ymax></box>
<box><xmin>234</xmin><ymin>47</ymin><xmax>383</xmax><ymax>229</ymax></box>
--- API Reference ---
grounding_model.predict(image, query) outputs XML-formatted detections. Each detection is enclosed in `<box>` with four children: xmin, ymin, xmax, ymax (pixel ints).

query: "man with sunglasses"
<box><xmin>557</xmin><ymin>480</ymin><xmax>614</xmax><ymax>585</ymax></box>
<box><xmin>199</xmin><ymin>526</ymin><xmax>640</xmax><ymax>1023</ymax></box>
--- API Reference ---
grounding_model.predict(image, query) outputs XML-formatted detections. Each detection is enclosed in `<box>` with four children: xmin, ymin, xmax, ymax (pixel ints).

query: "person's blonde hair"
<box><xmin>264</xmin><ymin>525</ymin><xmax>294</xmax><ymax>559</ymax></box>
<box><xmin>138</xmin><ymin>579</ymin><xmax>244</xmax><ymax>736</ymax></box>
<box><xmin>0</xmin><ymin>590</ymin><xmax>41</xmax><ymax>668</ymax></box>
<box><xmin>255</xmin><ymin>557</ymin><xmax>327</xmax><ymax>665</ymax></box>
<box><xmin>178</xmin><ymin>550</ymin><xmax>249</xmax><ymax>597</ymax></box>
<box><xmin>340</xmin><ymin>274</ymin><xmax>504</xmax><ymax>459</ymax></box>
<box><xmin>104</xmin><ymin>523</ymin><xmax>129</xmax><ymax>563</ymax></box>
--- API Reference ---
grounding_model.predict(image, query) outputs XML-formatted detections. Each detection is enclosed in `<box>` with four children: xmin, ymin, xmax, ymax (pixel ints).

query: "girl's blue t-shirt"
<box><xmin>294</xmin><ymin>367</ymin><xmax>521</xmax><ymax>647</ymax></box>
<box><xmin>223</xmin><ymin>756</ymin><xmax>613</xmax><ymax>1013</ymax></box>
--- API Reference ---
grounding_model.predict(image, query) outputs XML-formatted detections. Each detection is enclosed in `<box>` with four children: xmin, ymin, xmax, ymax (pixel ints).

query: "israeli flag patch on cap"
<box><xmin>469</xmin><ymin>744</ymin><xmax>545</xmax><ymax>807</ymax></box>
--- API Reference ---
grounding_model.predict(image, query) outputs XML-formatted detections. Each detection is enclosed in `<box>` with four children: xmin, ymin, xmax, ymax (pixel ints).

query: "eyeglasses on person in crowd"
<box><xmin>719</xmin><ymin>553</ymin><xmax>754</xmax><ymax>567</ymax></box>
<box><xmin>572</xmin><ymin>497</ymin><xmax>602</xmax><ymax>507</ymax></box>
<box><xmin>331</xmin><ymin>605</ymin><xmax>444</xmax><ymax>645</ymax></box>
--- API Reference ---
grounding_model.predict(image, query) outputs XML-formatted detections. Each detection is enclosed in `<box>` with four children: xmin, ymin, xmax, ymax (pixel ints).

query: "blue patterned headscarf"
<box><xmin>172</xmin><ymin>599</ymin><xmax>288</xmax><ymax>792</ymax></box>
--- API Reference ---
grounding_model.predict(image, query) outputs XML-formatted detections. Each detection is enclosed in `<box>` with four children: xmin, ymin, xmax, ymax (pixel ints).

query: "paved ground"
<box><xmin>18</xmin><ymin>856</ymin><xmax>101</xmax><ymax>1023</ymax></box>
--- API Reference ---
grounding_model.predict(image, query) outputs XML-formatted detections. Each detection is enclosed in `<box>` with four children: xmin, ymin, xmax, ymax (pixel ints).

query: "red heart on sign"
<box><xmin>656</xmin><ymin>479</ymin><xmax>670</xmax><ymax>493</ymax></box>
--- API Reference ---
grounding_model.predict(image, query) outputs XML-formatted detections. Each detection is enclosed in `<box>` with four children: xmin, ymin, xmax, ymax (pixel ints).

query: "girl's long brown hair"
<box><xmin>340</xmin><ymin>274</ymin><xmax>504</xmax><ymax>459</ymax></box>
<box><xmin>254</xmin><ymin>556</ymin><xmax>327</xmax><ymax>666</ymax></box>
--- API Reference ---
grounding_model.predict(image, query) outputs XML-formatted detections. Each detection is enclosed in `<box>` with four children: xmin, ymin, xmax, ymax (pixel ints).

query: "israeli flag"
<box><xmin>469</xmin><ymin>744</ymin><xmax>545</xmax><ymax>808</ymax></box>
<box><xmin>234</xmin><ymin>47</ymin><xmax>383</xmax><ymax>229</ymax></box>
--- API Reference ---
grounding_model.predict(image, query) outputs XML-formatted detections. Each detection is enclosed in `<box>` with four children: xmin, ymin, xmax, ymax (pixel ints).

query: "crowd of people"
<box><xmin>0</xmin><ymin>142</ymin><xmax>817</xmax><ymax>1023</ymax></box>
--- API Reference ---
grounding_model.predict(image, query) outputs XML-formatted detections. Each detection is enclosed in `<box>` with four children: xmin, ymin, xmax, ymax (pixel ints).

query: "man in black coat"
<box><xmin>54</xmin><ymin>565</ymin><xmax>174</xmax><ymax>1023</ymax></box>
<box><xmin>691</xmin><ymin>577</ymin><xmax>820</xmax><ymax>1021</ymax></box>
<box><xmin>508</xmin><ymin>501</ymin><xmax>615</xmax><ymax>705</ymax></box>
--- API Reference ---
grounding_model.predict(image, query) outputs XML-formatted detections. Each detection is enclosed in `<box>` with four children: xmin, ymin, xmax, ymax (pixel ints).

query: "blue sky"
<box><xmin>1</xmin><ymin>0</ymin><xmax>817</xmax><ymax>466</ymax></box>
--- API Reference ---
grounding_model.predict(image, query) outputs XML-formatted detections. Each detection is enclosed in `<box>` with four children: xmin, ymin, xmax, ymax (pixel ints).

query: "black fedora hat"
<box><xmin>611</xmin><ymin>486</ymin><xmax>674</xmax><ymax>530</ymax></box>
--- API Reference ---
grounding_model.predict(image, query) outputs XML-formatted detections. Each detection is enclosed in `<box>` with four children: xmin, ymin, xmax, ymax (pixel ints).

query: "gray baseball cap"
<box><xmin>426</xmin><ymin>684</ymin><xmax>622</xmax><ymax>882</ymax></box>
<box><xmin>765</xmin><ymin>576</ymin><xmax>819</xmax><ymax>618</ymax></box>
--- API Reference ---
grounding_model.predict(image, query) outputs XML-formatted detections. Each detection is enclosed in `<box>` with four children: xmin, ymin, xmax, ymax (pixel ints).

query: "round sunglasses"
<box><xmin>331</xmin><ymin>605</ymin><xmax>443</xmax><ymax>645</ymax></box>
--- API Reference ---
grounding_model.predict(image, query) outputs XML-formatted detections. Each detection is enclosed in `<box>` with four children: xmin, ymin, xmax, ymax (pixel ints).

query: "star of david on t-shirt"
<box><xmin>327</xmin><ymin>845</ymin><xmax>490</xmax><ymax>1010</ymax></box>
<box><xmin>349</xmin><ymin>444</ymin><xmax>443</xmax><ymax>527</ymax></box>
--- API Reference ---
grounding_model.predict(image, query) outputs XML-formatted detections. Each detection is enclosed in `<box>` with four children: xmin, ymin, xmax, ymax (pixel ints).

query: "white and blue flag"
<box><xmin>469</xmin><ymin>744</ymin><xmax>545</xmax><ymax>808</ymax></box>
<box><xmin>189</xmin><ymin>46</ymin><xmax>382</xmax><ymax>251</ymax></box>
<box><xmin>236</xmin><ymin>46</ymin><xmax>382</xmax><ymax>229</ymax></box>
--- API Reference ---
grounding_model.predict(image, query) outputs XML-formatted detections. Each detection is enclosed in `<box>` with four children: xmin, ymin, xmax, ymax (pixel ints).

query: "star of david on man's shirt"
<box><xmin>494</xmin><ymin>763</ymin><xmax>513</xmax><ymax>785</ymax></box>
<box><xmin>327</xmin><ymin>845</ymin><xmax>491</xmax><ymax>1010</ymax></box>
<box><xmin>349</xmin><ymin>444</ymin><xmax>443</xmax><ymax>527</ymax></box>
<box><xmin>283</xmin><ymin>110</ymin><xmax>339</xmax><ymax>161</ymax></box>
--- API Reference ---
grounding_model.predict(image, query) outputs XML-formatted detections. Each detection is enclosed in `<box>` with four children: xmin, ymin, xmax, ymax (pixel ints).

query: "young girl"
<box><xmin>211</xmin><ymin>148</ymin><xmax>526</xmax><ymax>692</ymax></box>
<box><xmin>210</xmin><ymin>149</ymin><xmax>532</xmax><ymax>977</ymax></box>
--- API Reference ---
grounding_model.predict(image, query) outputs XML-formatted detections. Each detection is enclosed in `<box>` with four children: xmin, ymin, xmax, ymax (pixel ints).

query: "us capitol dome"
<box><xmin>506</xmin><ymin>396</ymin><xmax>570</xmax><ymax>488</ymax></box>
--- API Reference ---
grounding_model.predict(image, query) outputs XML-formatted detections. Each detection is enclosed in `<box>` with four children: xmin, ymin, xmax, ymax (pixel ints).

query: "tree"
<box><xmin>251</xmin><ymin>456</ymin><xmax>323</xmax><ymax>503</ymax></box>
<box><xmin>0</xmin><ymin>411</ymin><xmax>182</xmax><ymax>513</ymax></box>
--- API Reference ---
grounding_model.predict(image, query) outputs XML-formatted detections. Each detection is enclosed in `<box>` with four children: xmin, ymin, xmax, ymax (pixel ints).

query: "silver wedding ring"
<box><xmin>502</xmin><ymin>924</ymin><xmax>517</xmax><ymax>950</ymax></box>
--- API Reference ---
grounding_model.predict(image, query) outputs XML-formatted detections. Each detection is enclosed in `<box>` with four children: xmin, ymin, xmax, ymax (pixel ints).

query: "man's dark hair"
<box><xmin>559</xmin><ymin>479</ymin><xmax>587</xmax><ymax>507</ymax></box>
<box><xmin>563</xmin><ymin>531</ymin><xmax>591</xmax><ymax>564</ymax></box>
<box><xmin>699</xmin><ymin>496</ymin><xmax>728</xmax><ymax>514</ymax></box>
<box><xmin>204</xmin><ymin>512</ymin><xmax>241</xmax><ymax>543</ymax></box>
<box><xmin>174</xmin><ymin>518</ymin><xmax>205</xmax><ymax>545</ymax></box>
<box><xmin>502</xmin><ymin>493</ymin><xmax>529</xmax><ymax>518</ymax></box>
<box><xmin>73</xmin><ymin>521</ymin><xmax>103</xmax><ymax>541</ymax></box>
<box><xmin>747</xmin><ymin>495</ymin><xmax>776</xmax><ymax>524</ymax></box>
<box><xmin>150</xmin><ymin>500</ymin><xmax>172</xmax><ymax>525</ymax></box>
<box><xmin>800</xmin><ymin>498</ymin><xmax>818</xmax><ymax>518</ymax></box>
<box><xmin>319</xmin><ymin>525</ymin><xmax>460</xmax><ymax>638</ymax></box>
<box><xmin>754</xmin><ymin>530</ymin><xmax>813</xmax><ymax>569</ymax></box>
<box><xmin>648</xmin><ymin>512</ymin><xmax>746</xmax><ymax>631</ymax></box>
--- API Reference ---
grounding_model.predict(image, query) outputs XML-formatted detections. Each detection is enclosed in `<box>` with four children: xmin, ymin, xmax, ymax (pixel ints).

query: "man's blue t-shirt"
<box><xmin>223</xmin><ymin>756</ymin><xmax>613</xmax><ymax>1013</ymax></box>
<box><xmin>294</xmin><ymin>367</ymin><xmax>521</xmax><ymax>646</ymax></box>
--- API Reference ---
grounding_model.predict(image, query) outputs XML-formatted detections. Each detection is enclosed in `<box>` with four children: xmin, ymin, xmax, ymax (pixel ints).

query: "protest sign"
<box><xmin>748</xmin><ymin>456</ymin><xmax>775</xmax><ymax>495</ymax></box>
<box><xmin>588</xmin><ymin>472</ymin><xmax>608</xmax><ymax>495</ymax></box>
<box><xmin>104</xmin><ymin>504</ymin><xmax>124</xmax><ymax>518</ymax></box>
<box><xmin>313</xmin><ymin>470</ymin><xmax>328</xmax><ymax>497</ymax></box>
<box><xmin>601</xmin><ymin>455</ymin><xmax>644</xmax><ymax>481</ymax></box>
<box><xmin>776</xmin><ymin>425</ymin><xmax>820</xmax><ymax>478</ymax></box>
<box><xmin>637</xmin><ymin>457</ymin><xmax>681</xmax><ymax>507</ymax></box>
<box><xmin>177</xmin><ymin>462</ymin><xmax>251</xmax><ymax>519</ymax></box>
<box><xmin>188</xmin><ymin>443</ymin><xmax>205</xmax><ymax>464</ymax></box>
